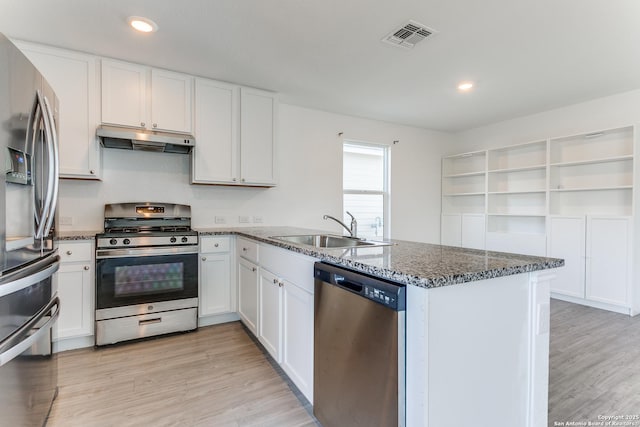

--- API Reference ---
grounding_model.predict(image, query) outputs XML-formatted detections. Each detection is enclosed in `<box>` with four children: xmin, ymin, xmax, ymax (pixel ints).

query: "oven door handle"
<box><xmin>96</xmin><ymin>246</ymin><xmax>198</xmax><ymax>259</ymax></box>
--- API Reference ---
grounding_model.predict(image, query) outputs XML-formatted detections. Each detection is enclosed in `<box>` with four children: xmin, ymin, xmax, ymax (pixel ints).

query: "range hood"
<box><xmin>97</xmin><ymin>125</ymin><xmax>195</xmax><ymax>154</ymax></box>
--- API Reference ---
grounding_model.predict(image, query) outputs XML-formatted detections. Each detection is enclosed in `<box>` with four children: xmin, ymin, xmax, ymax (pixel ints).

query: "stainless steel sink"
<box><xmin>270</xmin><ymin>234</ymin><xmax>391</xmax><ymax>248</ymax></box>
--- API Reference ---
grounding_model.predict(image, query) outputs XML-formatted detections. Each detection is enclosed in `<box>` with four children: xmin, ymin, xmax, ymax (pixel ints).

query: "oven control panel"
<box><xmin>97</xmin><ymin>234</ymin><xmax>198</xmax><ymax>249</ymax></box>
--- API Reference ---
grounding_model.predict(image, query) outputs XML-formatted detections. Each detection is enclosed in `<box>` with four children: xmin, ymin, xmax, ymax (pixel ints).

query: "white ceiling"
<box><xmin>1</xmin><ymin>0</ymin><xmax>639</xmax><ymax>132</ymax></box>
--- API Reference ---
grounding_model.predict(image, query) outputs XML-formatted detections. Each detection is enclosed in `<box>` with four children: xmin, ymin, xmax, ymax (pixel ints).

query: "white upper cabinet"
<box><xmin>101</xmin><ymin>59</ymin><xmax>147</xmax><ymax>129</ymax></box>
<box><xmin>101</xmin><ymin>59</ymin><xmax>193</xmax><ymax>134</ymax></box>
<box><xmin>192</xmin><ymin>78</ymin><xmax>239</xmax><ymax>184</ymax></box>
<box><xmin>16</xmin><ymin>42</ymin><xmax>101</xmax><ymax>179</ymax></box>
<box><xmin>150</xmin><ymin>69</ymin><xmax>193</xmax><ymax>133</ymax></box>
<box><xmin>240</xmin><ymin>87</ymin><xmax>276</xmax><ymax>186</ymax></box>
<box><xmin>191</xmin><ymin>83</ymin><xmax>276</xmax><ymax>187</ymax></box>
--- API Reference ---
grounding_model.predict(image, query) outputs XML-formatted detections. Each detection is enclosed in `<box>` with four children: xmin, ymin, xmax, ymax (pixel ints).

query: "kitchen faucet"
<box><xmin>323</xmin><ymin>211</ymin><xmax>358</xmax><ymax>238</ymax></box>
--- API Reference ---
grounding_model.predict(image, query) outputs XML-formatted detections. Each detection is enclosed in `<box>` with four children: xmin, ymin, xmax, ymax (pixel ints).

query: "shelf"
<box><xmin>488</xmin><ymin>190</ymin><xmax>546</xmax><ymax>195</ymax></box>
<box><xmin>549</xmin><ymin>185</ymin><xmax>632</xmax><ymax>193</ymax></box>
<box><xmin>488</xmin><ymin>164</ymin><xmax>546</xmax><ymax>173</ymax></box>
<box><xmin>550</xmin><ymin>155</ymin><xmax>633</xmax><ymax>168</ymax></box>
<box><xmin>487</xmin><ymin>140</ymin><xmax>547</xmax><ymax>171</ymax></box>
<box><xmin>442</xmin><ymin>151</ymin><xmax>486</xmax><ymax>176</ymax></box>
<box><xmin>443</xmin><ymin>192</ymin><xmax>486</xmax><ymax>197</ymax></box>
<box><xmin>487</xmin><ymin>213</ymin><xmax>546</xmax><ymax>217</ymax></box>
<box><xmin>442</xmin><ymin>171</ymin><xmax>486</xmax><ymax>178</ymax></box>
<box><xmin>550</xmin><ymin>126</ymin><xmax>633</xmax><ymax>164</ymax></box>
<box><xmin>550</xmin><ymin>188</ymin><xmax>631</xmax><ymax>216</ymax></box>
<box><xmin>486</xmin><ymin>230</ymin><xmax>547</xmax><ymax>236</ymax></box>
<box><xmin>486</xmin><ymin>216</ymin><xmax>547</xmax><ymax>240</ymax></box>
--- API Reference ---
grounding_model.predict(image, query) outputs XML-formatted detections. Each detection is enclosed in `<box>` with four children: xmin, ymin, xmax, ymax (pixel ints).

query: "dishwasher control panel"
<box><xmin>315</xmin><ymin>262</ymin><xmax>406</xmax><ymax>311</ymax></box>
<box><xmin>364</xmin><ymin>285</ymin><xmax>401</xmax><ymax>309</ymax></box>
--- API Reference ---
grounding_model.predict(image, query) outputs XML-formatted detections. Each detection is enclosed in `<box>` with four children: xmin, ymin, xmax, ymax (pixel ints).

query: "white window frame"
<box><xmin>343</xmin><ymin>140</ymin><xmax>391</xmax><ymax>239</ymax></box>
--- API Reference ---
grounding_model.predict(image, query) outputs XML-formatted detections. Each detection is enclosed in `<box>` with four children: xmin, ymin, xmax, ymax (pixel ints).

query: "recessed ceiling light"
<box><xmin>128</xmin><ymin>16</ymin><xmax>158</xmax><ymax>33</ymax></box>
<box><xmin>458</xmin><ymin>82</ymin><xmax>474</xmax><ymax>92</ymax></box>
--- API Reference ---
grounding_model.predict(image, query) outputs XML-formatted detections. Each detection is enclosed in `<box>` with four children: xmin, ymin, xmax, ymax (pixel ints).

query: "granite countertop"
<box><xmin>56</xmin><ymin>230</ymin><xmax>102</xmax><ymax>241</ymax></box>
<box><xmin>198</xmin><ymin>226</ymin><xmax>564</xmax><ymax>289</ymax></box>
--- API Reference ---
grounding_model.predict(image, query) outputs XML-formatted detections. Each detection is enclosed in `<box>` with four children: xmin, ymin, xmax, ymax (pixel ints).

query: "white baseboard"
<box><xmin>53</xmin><ymin>335</ymin><xmax>94</xmax><ymax>353</ymax></box>
<box><xmin>198</xmin><ymin>312</ymin><xmax>240</xmax><ymax>327</ymax></box>
<box><xmin>551</xmin><ymin>293</ymin><xmax>631</xmax><ymax>316</ymax></box>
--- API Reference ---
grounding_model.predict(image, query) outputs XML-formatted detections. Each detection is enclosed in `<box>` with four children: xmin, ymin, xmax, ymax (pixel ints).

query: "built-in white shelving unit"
<box><xmin>442</xmin><ymin>151</ymin><xmax>486</xmax><ymax>215</ymax></box>
<box><xmin>441</xmin><ymin>125</ymin><xmax>637</xmax><ymax>315</ymax></box>
<box><xmin>549</xmin><ymin>126</ymin><xmax>634</xmax><ymax>216</ymax></box>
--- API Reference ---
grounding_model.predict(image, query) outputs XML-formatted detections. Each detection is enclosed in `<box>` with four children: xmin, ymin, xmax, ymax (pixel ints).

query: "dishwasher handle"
<box><xmin>333</xmin><ymin>275</ymin><xmax>363</xmax><ymax>293</ymax></box>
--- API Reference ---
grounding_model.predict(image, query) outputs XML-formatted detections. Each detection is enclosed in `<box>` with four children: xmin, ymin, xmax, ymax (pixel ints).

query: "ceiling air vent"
<box><xmin>382</xmin><ymin>20</ymin><xmax>436</xmax><ymax>49</ymax></box>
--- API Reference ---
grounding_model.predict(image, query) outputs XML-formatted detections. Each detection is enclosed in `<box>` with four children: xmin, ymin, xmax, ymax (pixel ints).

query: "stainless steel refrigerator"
<box><xmin>0</xmin><ymin>33</ymin><xmax>61</xmax><ymax>426</ymax></box>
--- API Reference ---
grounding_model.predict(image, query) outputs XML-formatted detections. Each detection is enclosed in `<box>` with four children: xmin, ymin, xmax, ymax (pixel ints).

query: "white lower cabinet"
<box><xmin>586</xmin><ymin>216</ymin><xmax>631</xmax><ymax>307</ymax></box>
<box><xmin>54</xmin><ymin>242</ymin><xmax>94</xmax><ymax>346</ymax></box>
<box><xmin>236</xmin><ymin>238</ymin><xmax>315</xmax><ymax>401</ymax></box>
<box><xmin>199</xmin><ymin>236</ymin><xmax>234</xmax><ymax>319</ymax></box>
<box><xmin>281</xmin><ymin>277</ymin><xmax>314</xmax><ymax>401</ymax></box>
<box><xmin>258</xmin><ymin>268</ymin><xmax>283</xmax><ymax>362</ymax></box>
<box><xmin>441</xmin><ymin>214</ymin><xmax>485</xmax><ymax>250</ymax></box>
<box><xmin>548</xmin><ymin>216</ymin><xmax>586</xmax><ymax>298</ymax></box>
<box><xmin>548</xmin><ymin>215</ymin><xmax>631</xmax><ymax>311</ymax></box>
<box><xmin>238</xmin><ymin>257</ymin><xmax>259</xmax><ymax>335</ymax></box>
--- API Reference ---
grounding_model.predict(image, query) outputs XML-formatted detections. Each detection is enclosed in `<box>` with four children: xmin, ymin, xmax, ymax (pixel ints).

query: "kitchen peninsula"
<box><xmin>198</xmin><ymin>226</ymin><xmax>564</xmax><ymax>427</ymax></box>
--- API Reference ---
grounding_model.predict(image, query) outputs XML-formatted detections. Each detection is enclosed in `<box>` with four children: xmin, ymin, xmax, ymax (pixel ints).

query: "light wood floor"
<box><xmin>46</xmin><ymin>322</ymin><xmax>317</xmax><ymax>427</ymax></box>
<box><xmin>47</xmin><ymin>301</ymin><xmax>640</xmax><ymax>426</ymax></box>
<box><xmin>548</xmin><ymin>299</ymin><xmax>640</xmax><ymax>425</ymax></box>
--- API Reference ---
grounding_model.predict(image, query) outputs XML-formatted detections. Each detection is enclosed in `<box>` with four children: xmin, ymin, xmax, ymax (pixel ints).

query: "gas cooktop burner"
<box><xmin>106</xmin><ymin>227</ymin><xmax>140</xmax><ymax>234</ymax></box>
<box><xmin>160</xmin><ymin>226</ymin><xmax>191</xmax><ymax>233</ymax></box>
<box><xmin>97</xmin><ymin>202</ymin><xmax>198</xmax><ymax>249</ymax></box>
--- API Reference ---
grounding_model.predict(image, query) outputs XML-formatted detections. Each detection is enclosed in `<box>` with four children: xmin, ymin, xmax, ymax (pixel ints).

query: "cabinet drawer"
<box><xmin>237</xmin><ymin>237</ymin><xmax>258</xmax><ymax>262</ymax></box>
<box><xmin>58</xmin><ymin>241</ymin><xmax>93</xmax><ymax>263</ymax></box>
<box><xmin>201</xmin><ymin>236</ymin><xmax>230</xmax><ymax>253</ymax></box>
<box><xmin>260</xmin><ymin>244</ymin><xmax>315</xmax><ymax>293</ymax></box>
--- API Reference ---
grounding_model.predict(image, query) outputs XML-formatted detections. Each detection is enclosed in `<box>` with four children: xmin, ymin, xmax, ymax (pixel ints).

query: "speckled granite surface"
<box><xmin>198</xmin><ymin>226</ymin><xmax>564</xmax><ymax>289</ymax></box>
<box><xmin>56</xmin><ymin>230</ymin><xmax>102</xmax><ymax>241</ymax></box>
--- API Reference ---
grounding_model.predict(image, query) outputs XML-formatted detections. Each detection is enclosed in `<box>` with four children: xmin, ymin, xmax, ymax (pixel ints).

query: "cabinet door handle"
<box><xmin>241</xmin><ymin>178</ymin><xmax>245</xmax><ymax>182</ymax></box>
<box><xmin>232</xmin><ymin>178</ymin><xmax>237</xmax><ymax>182</ymax></box>
<box><xmin>140</xmin><ymin>122</ymin><xmax>146</xmax><ymax>127</ymax></box>
<box><xmin>66</xmin><ymin>250</ymin><xmax>72</xmax><ymax>255</ymax></box>
<box><xmin>202</xmin><ymin>257</ymin><xmax>207</xmax><ymax>261</ymax></box>
<box><xmin>83</xmin><ymin>266</ymin><xmax>89</xmax><ymax>271</ymax></box>
<box><xmin>242</xmin><ymin>248</ymin><xmax>248</xmax><ymax>252</ymax></box>
<box><xmin>90</xmin><ymin>170</ymin><xmax>95</xmax><ymax>175</ymax></box>
<box><xmin>273</xmin><ymin>278</ymin><xmax>278</xmax><ymax>284</ymax></box>
<box><xmin>251</xmin><ymin>267</ymin><xmax>256</xmax><ymax>272</ymax></box>
<box><xmin>214</xmin><ymin>243</ymin><xmax>219</xmax><ymax>248</ymax></box>
<box><xmin>152</xmin><ymin>123</ymin><xmax>157</xmax><ymax>128</ymax></box>
<box><xmin>278</xmin><ymin>281</ymin><xmax>283</xmax><ymax>288</ymax></box>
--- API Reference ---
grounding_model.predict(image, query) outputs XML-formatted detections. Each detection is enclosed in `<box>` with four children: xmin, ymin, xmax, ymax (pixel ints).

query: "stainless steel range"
<box><xmin>95</xmin><ymin>202</ymin><xmax>199</xmax><ymax>346</ymax></box>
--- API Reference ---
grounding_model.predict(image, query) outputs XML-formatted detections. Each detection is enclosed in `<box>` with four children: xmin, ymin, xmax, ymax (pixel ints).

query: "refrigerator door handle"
<box><xmin>34</xmin><ymin>90</ymin><xmax>56</xmax><ymax>240</ymax></box>
<box><xmin>40</xmin><ymin>94</ymin><xmax>59</xmax><ymax>237</ymax></box>
<box><xmin>26</xmin><ymin>91</ymin><xmax>46</xmax><ymax>235</ymax></box>
<box><xmin>0</xmin><ymin>295</ymin><xmax>60</xmax><ymax>367</ymax></box>
<box><xmin>0</xmin><ymin>257</ymin><xmax>60</xmax><ymax>299</ymax></box>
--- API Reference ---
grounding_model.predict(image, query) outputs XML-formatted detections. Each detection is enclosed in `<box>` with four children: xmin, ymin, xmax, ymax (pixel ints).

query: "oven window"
<box><xmin>96</xmin><ymin>252</ymin><xmax>198</xmax><ymax>309</ymax></box>
<box><xmin>114</xmin><ymin>262</ymin><xmax>184</xmax><ymax>297</ymax></box>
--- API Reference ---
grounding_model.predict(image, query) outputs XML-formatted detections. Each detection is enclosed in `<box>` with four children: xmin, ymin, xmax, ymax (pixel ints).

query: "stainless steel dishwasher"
<box><xmin>313</xmin><ymin>262</ymin><xmax>406</xmax><ymax>427</ymax></box>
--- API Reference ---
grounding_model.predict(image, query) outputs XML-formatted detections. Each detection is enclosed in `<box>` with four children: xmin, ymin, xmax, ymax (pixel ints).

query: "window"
<box><xmin>343</xmin><ymin>141</ymin><xmax>390</xmax><ymax>239</ymax></box>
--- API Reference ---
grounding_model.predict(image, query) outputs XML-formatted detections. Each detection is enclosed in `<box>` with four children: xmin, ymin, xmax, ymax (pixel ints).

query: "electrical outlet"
<box><xmin>214</xmin><ymin>216</ymin><xmax>226</xmax><ymax>224</ymax></box>
<box><xmin>252</xmin><ymin>216</ymin><xmax>263</xmax><ymax>223</ymax></box>
<box><xmin>238</xmin><ymin>215</ymin><xmax>250</xmax><ymax>223</ymax></box>
<box><xmin>59</xmin><ymin>216</ymin><xmax>73</xmax><ymax>226</ymax></box>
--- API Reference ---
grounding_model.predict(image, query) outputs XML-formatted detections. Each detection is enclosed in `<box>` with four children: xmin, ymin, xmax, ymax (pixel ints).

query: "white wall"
<box><xmin>59</xmin><ymin>103</ymin><xmax>450</xmax><ymax>243</ymax></box>
<box><xmin>452</xmin><ymin>89</ymin><xmax>640</xmax><ymax>153</ymax></box>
